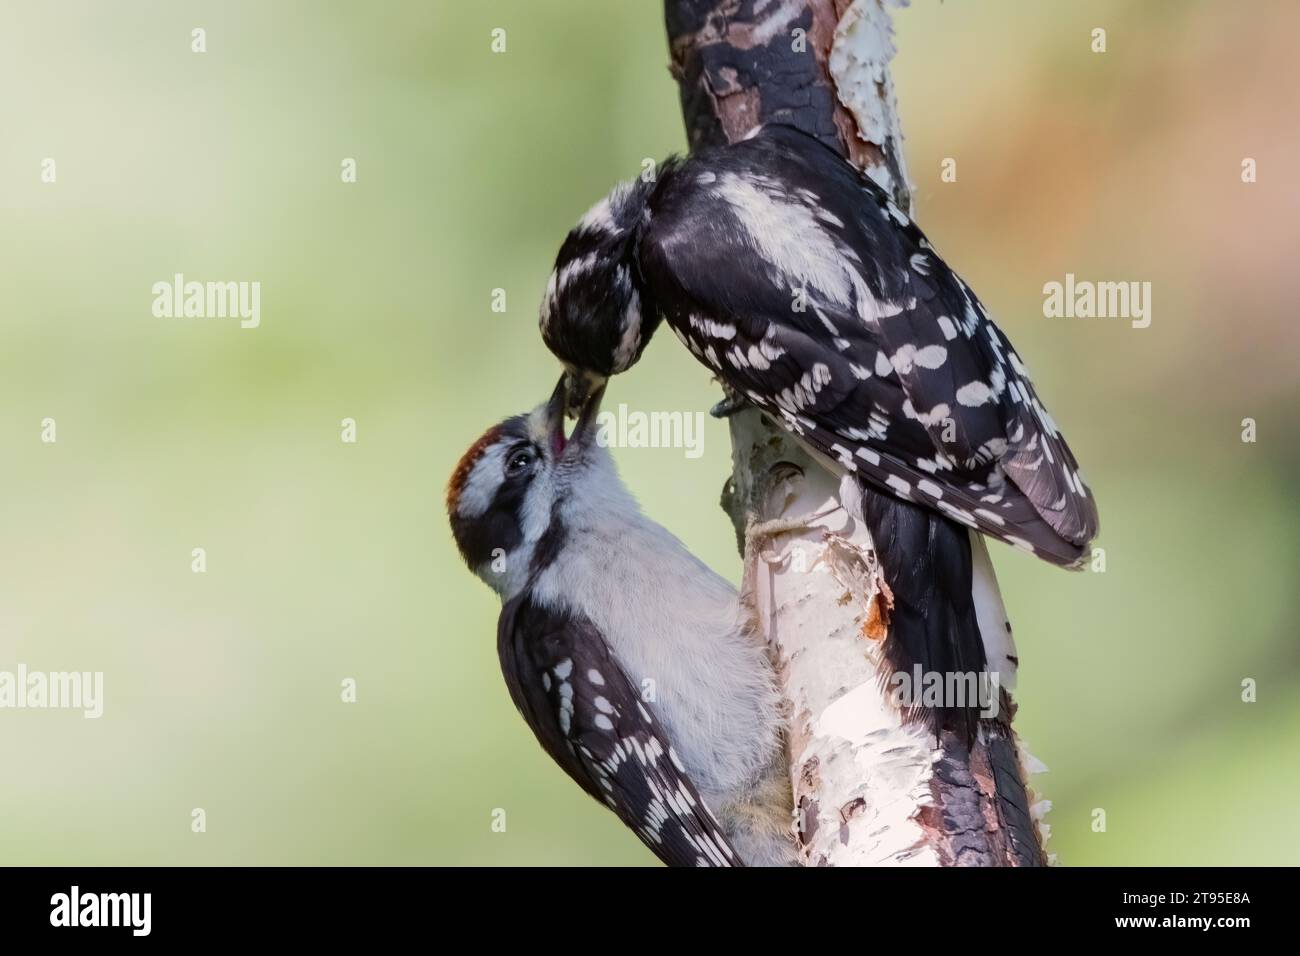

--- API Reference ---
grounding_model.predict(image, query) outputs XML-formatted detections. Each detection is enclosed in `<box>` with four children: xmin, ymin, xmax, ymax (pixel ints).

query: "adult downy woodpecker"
<box><xmin>539</xmin><ymin>124</ymin><xmax>1099</xmax><ymax>739</ymax></box>
<box><xmin>446</xmin><ymin>381</ymin><xmax>796</xmax><ymax>867</ymax></box>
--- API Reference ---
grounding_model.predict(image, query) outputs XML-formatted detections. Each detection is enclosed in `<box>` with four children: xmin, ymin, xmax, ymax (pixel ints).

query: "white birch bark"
<box><xmin>728</xmin><ymin>407</ymin><xmax>943</xmax><ymax>865</ymax></box>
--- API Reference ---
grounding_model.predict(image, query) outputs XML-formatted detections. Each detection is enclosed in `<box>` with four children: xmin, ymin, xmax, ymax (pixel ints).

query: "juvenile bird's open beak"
<box><xmin>544</xmin><ymin>375</ymin><xmax>568</xmax><ymax>457</ymax></box>
<box><xmin>544</xmin><ymin>373</ymin><xmax>605</xmax><ymax>459</ymax></box>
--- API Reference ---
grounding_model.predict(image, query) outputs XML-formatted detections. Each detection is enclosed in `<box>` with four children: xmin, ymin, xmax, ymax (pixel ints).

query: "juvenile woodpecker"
<box><xmin>539</xmin><ymin>123</ymin><xmax>1099</xmax><ymax>738</ymax></box>
<box><xmin>447</xmin><ymin>381</ymin><xmax>795</xmax><ymax>867</ymax></box>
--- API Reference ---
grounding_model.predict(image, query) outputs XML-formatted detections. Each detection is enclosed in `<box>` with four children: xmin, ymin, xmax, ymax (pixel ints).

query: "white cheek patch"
<box><xmin>557</xmin><ymin>251</ymin><xmax>600</xmax><ymax>291</ymax></box>
<box><xmin>579</xmin><ymin>196</ymin><xmax>617</xmax><ymax>233</ymax></box>
<box><xmin>519</xmin><ymin>473</ymin><xmax>556</xmax><ymax>544</ymax></box>
<box><xmin>611</xmin><ymin>291</ymin><xmax>642</xmax><ymax>372</ymax></box>
<box><xmin>456</xmin><ymin>445</ymin><xmax>509</xmax><ymax>519</ymax></box>
<box><xmin>515</xmin><ymin>416</ymin><xmax>564</xmax><ymax>540</ymax></box>
<box><xmin>539</xmin><ymin>270</ymin><xmax>559</xmax><ymax>331</ymax></box>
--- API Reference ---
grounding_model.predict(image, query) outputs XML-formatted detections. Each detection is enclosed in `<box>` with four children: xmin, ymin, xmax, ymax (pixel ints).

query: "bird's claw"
<box><xmin>710</xmin><ymin>394</ymin><xmax>747</xmax><ymax>419</ymax></box>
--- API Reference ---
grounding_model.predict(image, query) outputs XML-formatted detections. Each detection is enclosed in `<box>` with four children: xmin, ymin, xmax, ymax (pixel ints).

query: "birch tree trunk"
<box><xmin>664</xmin><ymin>0</ymin><xmax>1051</xmax><ymax>866</ymax></box>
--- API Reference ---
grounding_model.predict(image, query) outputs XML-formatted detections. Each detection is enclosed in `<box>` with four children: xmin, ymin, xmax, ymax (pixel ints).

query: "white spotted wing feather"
<box><xmin>639</xmin><ymin>124</ymin><xmax>1098</xmax><ymax>566</ymax></box>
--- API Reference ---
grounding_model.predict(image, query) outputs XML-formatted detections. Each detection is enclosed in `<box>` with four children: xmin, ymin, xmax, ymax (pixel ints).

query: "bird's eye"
<box><xmin>506</xmin><ymin>449</ymin><xmax>535</xmax><ymax>477</ymax></box>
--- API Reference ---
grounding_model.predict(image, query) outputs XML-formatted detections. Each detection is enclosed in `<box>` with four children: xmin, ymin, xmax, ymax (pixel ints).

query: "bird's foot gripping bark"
<box><xmin>710</xmin><ymin>392</ymin><xmax>748</xmax><ymax>419</ymax></box>
<box><xmin>743</xmin><ymin>504</ymin><xmax>841</xmax><ymax>556</ymax></box>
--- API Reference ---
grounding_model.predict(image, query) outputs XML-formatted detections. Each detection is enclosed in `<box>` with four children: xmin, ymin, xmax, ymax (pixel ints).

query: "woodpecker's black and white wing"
<box><xmin>497</xmin><ymin>594</ymin><xmax>740</xmax><ymax>867</ymax></box>
<box><xmin>639</xmin><ymin>124</ymin><xmax>1098</xmax><ymax>566</ymax></box>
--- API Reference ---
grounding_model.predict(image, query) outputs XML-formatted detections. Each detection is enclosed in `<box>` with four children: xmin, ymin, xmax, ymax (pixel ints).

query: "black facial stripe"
<box><xmin>451</xmin><ymin>501</ymin><xmax>522</xmax><ymax>572</ymax></box>
<box><xmin>494</xmin><ymin>415</ymin><xmax>532</xmax><ymax>444</ymax></box>
<box><xmin>529</xmin><ymin>500</ymin><xmax>567</xmax><ymax>578</ymax></box>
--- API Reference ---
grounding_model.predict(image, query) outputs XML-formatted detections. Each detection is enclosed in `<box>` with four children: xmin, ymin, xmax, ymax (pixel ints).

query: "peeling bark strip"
<box><xmin>663</xmin><ymin>0</ymin><xmax>1049</xmax><ymax>865</ymax></box>
<box><xmin>826</xmin><ymin>0</ymin><xmax>910</xmax><ymax>207</ymax></box>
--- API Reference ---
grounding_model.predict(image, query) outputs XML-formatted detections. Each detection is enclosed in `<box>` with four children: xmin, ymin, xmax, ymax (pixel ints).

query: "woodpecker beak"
<box><xmin>544</xmin><ymin>375</ymin><xmax>568</xmax><ymax>458</ymax></box>
<box><xmin>563</xmin><ymin>368</ymin><xmax>608</xmax><ymax>420</ymax></box>
<box><xmin>568</xmin><ymin>381</ymin><xmax>606</xmax><ymax>453</ymax></box>
<box><xmin>544</xmin><ymin>373</ymin><xmax>605</xmax><ymax>460</ymax></box>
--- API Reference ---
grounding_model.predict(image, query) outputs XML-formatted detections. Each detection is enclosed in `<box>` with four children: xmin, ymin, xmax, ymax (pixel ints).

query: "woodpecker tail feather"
<box><xmin>925</xmin><ymin>721</ymin><xmax>1048</xmax><ymax>865</ymax></box>
<box><xmin>859</xmin><ymin>486</ymin><xmax>989</xmax><ymax>744</ymax></box>
<box><xmin>983</xmin><ymin>721</ymin><xmax>1047</xmax><ymax>865</ymax></box>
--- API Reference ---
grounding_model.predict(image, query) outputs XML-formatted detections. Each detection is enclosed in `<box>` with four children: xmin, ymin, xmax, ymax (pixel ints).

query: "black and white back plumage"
<box><xmin>498</xmin><ymin>594</ymin><xmax>740</xmax><ymax>867</ymax></box>
<box><xmin>637</xmin><ymin>124</ymin><xmax>1098</xmax><ymax>566</ymax></box>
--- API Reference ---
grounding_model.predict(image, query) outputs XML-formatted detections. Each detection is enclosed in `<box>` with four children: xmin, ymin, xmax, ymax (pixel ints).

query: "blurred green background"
<box><xmin>1</xmin><ymin>0</ymin><xmax>1296</xmax><ymax>865</ymax></box>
